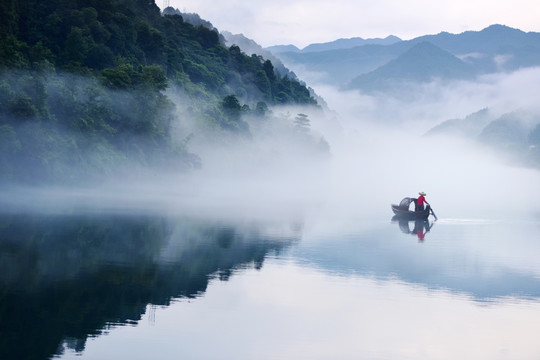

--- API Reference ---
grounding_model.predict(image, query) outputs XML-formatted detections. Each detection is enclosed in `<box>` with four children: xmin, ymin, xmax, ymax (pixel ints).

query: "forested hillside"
<box><xmin>0</xmin><ymin>0</ymin><xmax>318</xmax><ymax>184</ymax></box>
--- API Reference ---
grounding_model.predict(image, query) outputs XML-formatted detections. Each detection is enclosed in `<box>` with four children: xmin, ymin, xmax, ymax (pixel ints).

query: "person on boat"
<box><xmin>416</xmin><ymin>192</ymin><xmax>429</xmax><ymax>212</ymax></box>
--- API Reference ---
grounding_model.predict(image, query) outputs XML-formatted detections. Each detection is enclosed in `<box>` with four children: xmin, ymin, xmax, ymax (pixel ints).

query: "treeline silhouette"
<box><xmin>0</xmin><ymin>214</ymin><xmax>299</xmax><ymax>359</ymax></box>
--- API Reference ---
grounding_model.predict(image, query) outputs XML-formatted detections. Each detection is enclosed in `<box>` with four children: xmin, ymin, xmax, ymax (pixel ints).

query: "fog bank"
<box><xmin>2</xmin><ymin>68</ymin><xmax>540</xmax><ymax>224</ymax></box>
<box><xmin>307</xmin><ymin>70</ymin><xmax>540</xmax><ymax>223</ymax></box>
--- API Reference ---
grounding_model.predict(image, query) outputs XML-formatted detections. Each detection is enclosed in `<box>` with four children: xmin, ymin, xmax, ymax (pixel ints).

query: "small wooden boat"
<box><xmin>391</xmin><ymin>197</ymin><xmax>432</xmax><ymax>219</ymax></box>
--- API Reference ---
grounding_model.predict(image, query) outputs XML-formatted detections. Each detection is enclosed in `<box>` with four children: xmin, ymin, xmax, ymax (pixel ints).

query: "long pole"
<box><xmin>430</xmin><ymin>207</ymin><xmax>438</xmax><ymax>220</ymax></box>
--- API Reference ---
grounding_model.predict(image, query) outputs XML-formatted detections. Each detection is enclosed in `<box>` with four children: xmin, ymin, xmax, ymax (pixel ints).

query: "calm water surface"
<box><xmin>1</xmin><ymin>213</ymin><xmax>540</xmax><ymax>360</ymax></box>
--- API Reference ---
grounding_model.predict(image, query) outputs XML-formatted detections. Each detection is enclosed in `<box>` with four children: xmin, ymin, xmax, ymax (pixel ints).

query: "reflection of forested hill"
<box><xmin>0</xmin><ymin>214</ymin><xmax>300</xmax><ymax>360</ymax></box>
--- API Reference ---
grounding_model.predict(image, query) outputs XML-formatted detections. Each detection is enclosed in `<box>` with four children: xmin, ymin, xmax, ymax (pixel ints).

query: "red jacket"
<box><xmin>418</xmin><ymin>195</ymin><xmax>427</xmax><ymax>206</ymax></box>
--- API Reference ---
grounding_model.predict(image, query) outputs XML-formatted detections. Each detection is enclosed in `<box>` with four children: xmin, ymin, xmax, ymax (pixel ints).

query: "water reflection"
<box><xmin>0</xmin><ymin>214</ymin><xmax>301</xmax><ymax>360</ymax></box>
<box><xmin>56</xmin><ymin>260</ymin><xmax>540</xmax><ymax>360</ymax></box>
<box><xmin>293</xmin><ymin>219</ymin><xmax>540</xmax><ymax>302</ymax></box>
<box><xmin>3</xmin><ymin>213</ymin><xmax>540</xmax><ymax>360</ymax></box>
<box><xmin>392</xmin><ymin>216</ymin><xmax>436</xmax><ymax>242</ymax></box>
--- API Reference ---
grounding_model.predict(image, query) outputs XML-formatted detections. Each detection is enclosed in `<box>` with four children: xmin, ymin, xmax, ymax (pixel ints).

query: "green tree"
<box><xmin>263</xmin><ymin>60</ymin><xmax>276</xmax><ymax>81</ymax></box>
<box><xmin>9</xmin><ymin>94</ymin><xmax>38</xmax><ymax>119</ymax></box>
<box><xmin>294</xmin><ymin>113</ymin><xmax>310</xmax><ymax>133</ymax></box>
<box><xmin>63</xmin><ymin>27</ymin><xmax>93</xmax><ymax>68</ymax></box>
<box><xmin>221</xmin><ymin>94</ymin><xmax>242</xmax><ymax>120</ymax></box>
<box><xmin>100</xmin><ymin>66</ymin><xmax>133</xmax><ymax>89</ymax></box>
<box><xmin>254</xmin><ymin>101</ymin><xmax>268</xmax><ymax>117</ymax></box>
<box><xmin>84</xmin><ymin>44</ymin><xmax>115</xmax><ymax>69</ymax></box>
<box><xmin>254</xmin><ymin>70</ymin><xmax>271</xmax><ymax>98</ymax></box>
<box><xmin>139</xmin><ymin>65</ymin><xmax>168</xmax><ymax>90</ymax></box>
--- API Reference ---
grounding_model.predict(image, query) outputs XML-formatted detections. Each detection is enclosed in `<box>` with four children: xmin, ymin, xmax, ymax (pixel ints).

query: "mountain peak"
<box><xmin>265</xmin><ymin>44</ymin><xmax>301</xmax><ymax>53</ymax></box>
<box><xmin>301</xmin><ymin>35</ymin><xmax>402</xmax><ymax>53</ymax></box>
<box><xmin>482</xmin><ymin>24</ymin><xmax>521</xmax><ymax>33</ymax></box>
<box><xmin>388</xmin><ymin>41</ymin><xmax>470</xmax><ymax>75</ymax></box>
<box><xmin>348</xmin><ymin>41</ymin><xmax>472</xmax><ymax>92</ymax></box>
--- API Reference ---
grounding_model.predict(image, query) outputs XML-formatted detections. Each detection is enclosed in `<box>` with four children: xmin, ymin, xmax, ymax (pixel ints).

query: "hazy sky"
<box><xmin>162</xmin><ymin>0</ymin><xmax>540</xmax><ymax>48</ymax></box>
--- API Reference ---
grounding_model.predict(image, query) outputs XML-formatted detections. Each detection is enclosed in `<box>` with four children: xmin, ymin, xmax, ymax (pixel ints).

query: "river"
<box><xmin>1</xmin><ymin>210</ymin><xmax>540</xmax><ymax>360</ymax></box>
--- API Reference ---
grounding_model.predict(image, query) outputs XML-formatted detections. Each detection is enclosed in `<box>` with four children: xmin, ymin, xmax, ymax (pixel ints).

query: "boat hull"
<box><xmin>391</xmin><ymin>204</ymin><xmax>431</xmax><ymax>219</ymax></box>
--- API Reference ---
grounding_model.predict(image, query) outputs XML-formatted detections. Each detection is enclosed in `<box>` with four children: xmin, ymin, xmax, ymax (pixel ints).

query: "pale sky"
<box><xmin>161</xmin><ymin>0</ymin><xmax>540</xmax><ymax>48</ymax></box>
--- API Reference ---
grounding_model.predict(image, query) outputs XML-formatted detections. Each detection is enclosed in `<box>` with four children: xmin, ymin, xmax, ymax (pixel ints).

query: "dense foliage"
<box><xmin>0</xmin><ymin>0</ymin><xmax>317</xmax><ymax>183</ymax></box>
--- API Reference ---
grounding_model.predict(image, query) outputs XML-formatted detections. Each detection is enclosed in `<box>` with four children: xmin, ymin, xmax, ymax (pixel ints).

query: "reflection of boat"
<box><xmin>392</xmin><ymin>216</ymin><xmax>433</xmax><ymax>232</ymax></box>
<box><xmin>391</xmin><ymin>216</ymin><xmax>435</xmax><ymax>241</ymax></box>
<box><xmin>391</xmin><ymin>197</ymin><xmax>432</xmax><ymax>219</ymax></box>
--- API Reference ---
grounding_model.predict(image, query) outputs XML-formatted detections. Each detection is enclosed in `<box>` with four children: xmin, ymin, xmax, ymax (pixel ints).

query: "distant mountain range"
<box><xmin>266</xmin><ymin>35</ymin><xmax>401</xmax><ymax>53</ymax></box>
<box><xmin>426</xmin><ymin>108</ymin><xmax>540</xmax><ymax>167</ymax></box>
<box><xmin>267</xmin><ymin>25</ymin><xmax>540</xmax><ymax>91</ymax></box>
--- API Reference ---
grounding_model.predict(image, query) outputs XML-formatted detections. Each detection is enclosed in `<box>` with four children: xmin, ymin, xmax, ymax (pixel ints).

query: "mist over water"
<box><xmin>322</xmin><ymin>125</ymin><xmax>540</xmax><ymax>222</ymax></box>
<box><xmin>2</xmin><ymin>69</ymin><xmax>540</xmax><ymax>226</ymax></box>
<box><xmin>300</xmin><ymin>67</ymin><xmax>540</xmax><ymax>224</ymax></box>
